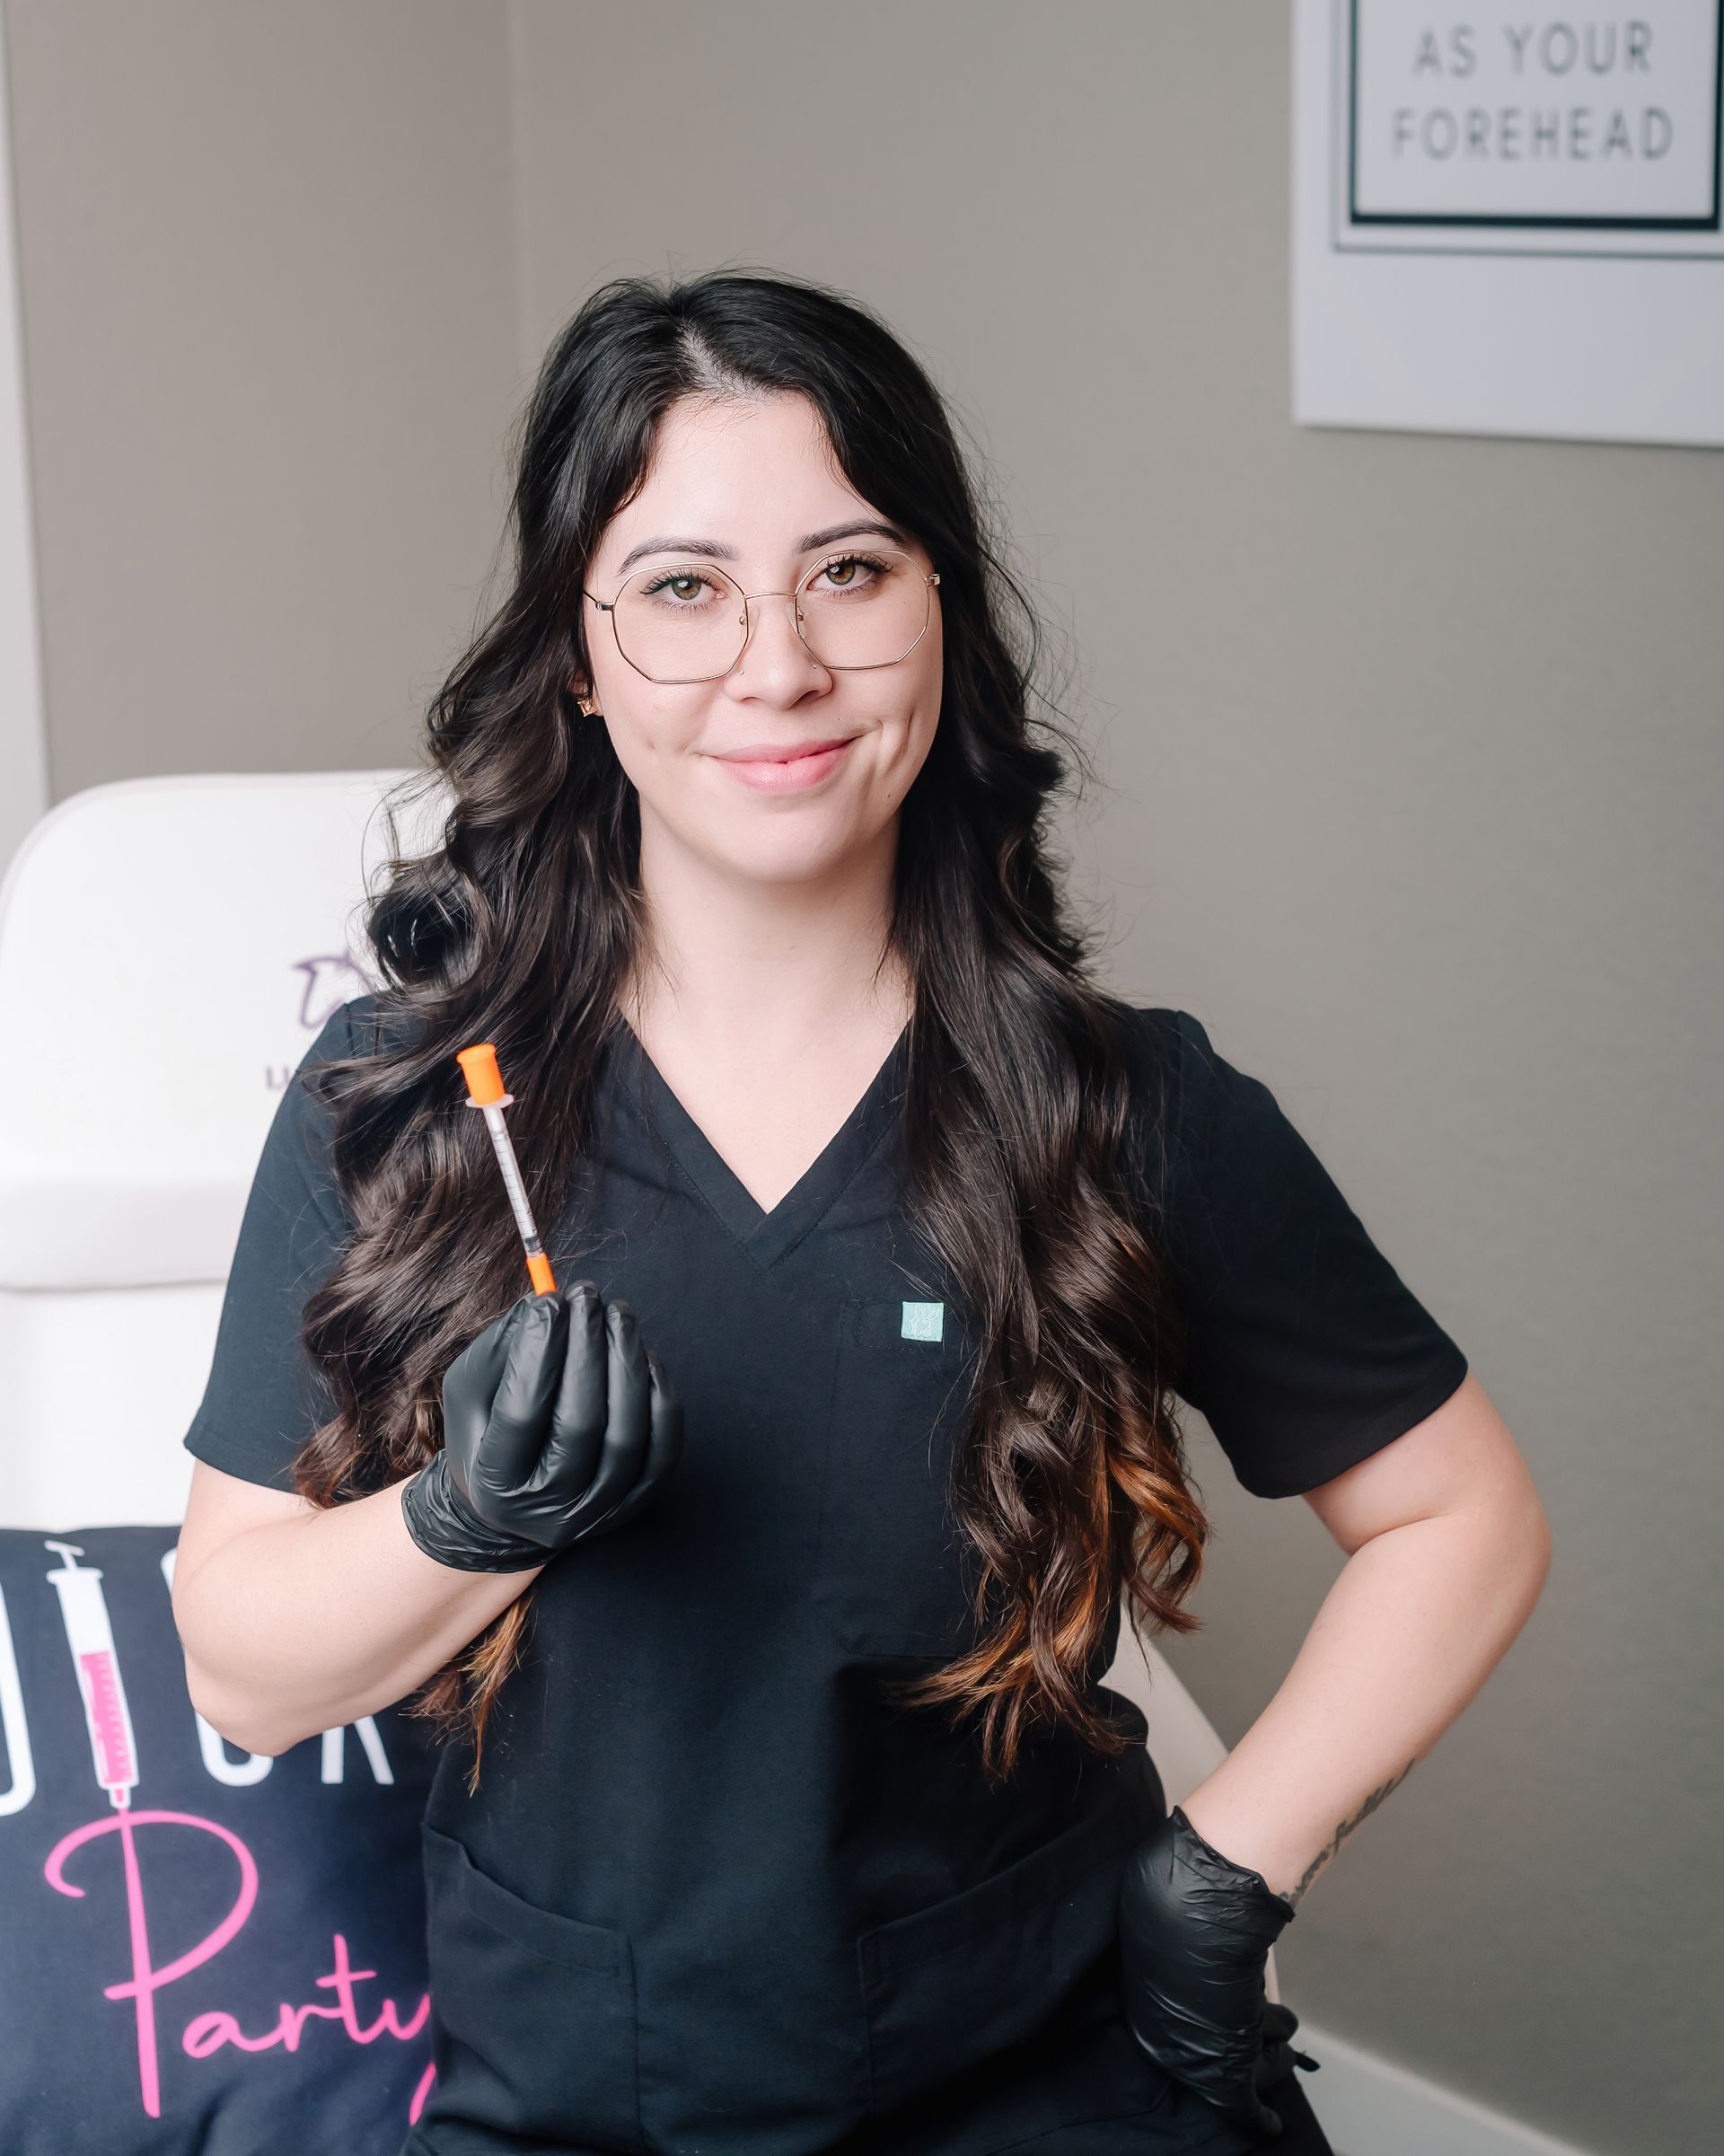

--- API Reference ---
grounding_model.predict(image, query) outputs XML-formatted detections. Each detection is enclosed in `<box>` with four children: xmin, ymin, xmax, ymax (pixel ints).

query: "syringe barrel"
<box><xmin>480</xmin><ymin>1102</ymin><xmax>541</xmax><ymax>1247</ymax></box>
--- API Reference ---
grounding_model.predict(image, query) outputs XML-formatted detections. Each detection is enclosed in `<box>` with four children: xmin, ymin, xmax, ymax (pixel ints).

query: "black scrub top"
<box><xmin>183</xmin><ymin>997</ymin><xmax>1467</xmax><ymax>2156</ymax></box>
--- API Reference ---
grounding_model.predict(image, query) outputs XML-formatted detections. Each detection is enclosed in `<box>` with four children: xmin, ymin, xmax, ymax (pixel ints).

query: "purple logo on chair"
<box><xmin>292</xmin><ymin>955</ymin><xmax>370</xmax><ymax>1034</ymax></box>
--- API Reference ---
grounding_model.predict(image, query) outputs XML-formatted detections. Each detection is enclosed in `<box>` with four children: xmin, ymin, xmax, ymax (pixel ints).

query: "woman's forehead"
<box><xmin>603</xmin><ymin>396</ymin><xmax>871</xmax><ymax>556</ymax></box>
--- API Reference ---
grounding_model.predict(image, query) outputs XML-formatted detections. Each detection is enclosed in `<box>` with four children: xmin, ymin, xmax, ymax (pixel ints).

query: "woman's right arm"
<box><xmin>172</xmin><ymin>1458</ymin><xmax>541</xmax><ymax>1758</ymax></box>
<box><xmin>173</xmin><ymin>1285</ymin><xmax>684</xmax><ymax>1757</ymax></box>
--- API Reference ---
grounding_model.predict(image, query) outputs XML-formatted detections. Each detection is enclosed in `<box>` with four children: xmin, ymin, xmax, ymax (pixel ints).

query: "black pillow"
<box><xmin>0</xmin><ymin>1526</ymin><xmax>437</xmax><ymax>2153</ymax></box>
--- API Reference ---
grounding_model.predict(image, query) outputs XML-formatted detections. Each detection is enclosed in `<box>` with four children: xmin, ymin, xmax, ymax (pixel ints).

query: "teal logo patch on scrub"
<box><xmin>901</xmin><ymin>1301</ymin><xmax>945</xmax><ymax>1342</ymax></box>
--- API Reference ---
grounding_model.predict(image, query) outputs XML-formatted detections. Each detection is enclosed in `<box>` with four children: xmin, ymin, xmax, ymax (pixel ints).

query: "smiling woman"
<box><xmin>170</xmin><ymin>266</ymin><xmax>1526</xmax><ymax>2156</ymax></box>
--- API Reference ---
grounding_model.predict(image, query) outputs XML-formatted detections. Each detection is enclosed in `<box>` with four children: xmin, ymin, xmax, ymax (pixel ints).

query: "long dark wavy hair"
<box><xmin>295</xmin><ymin>267</ymin><xmax>1209</xmax><ymax>1794</ymax></box>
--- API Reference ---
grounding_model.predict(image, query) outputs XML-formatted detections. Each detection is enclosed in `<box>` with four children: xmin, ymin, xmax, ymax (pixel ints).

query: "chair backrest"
<box><xmin>0</xmin><ymin>769</ymin><xmax>442</xmax><ymax>1527</ymax></box>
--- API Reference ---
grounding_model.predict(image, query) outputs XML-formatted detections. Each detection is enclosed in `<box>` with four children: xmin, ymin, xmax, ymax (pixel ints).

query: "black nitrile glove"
<box><xmin>400</xmin><ymin>1280</ymin><xmax>684</xmax><ymax>1572</ymax></box>
<box><xmin>1118</xmin><ymin>1806</ymin><xmax>1320</xmax><ymax>2140</ymax></box>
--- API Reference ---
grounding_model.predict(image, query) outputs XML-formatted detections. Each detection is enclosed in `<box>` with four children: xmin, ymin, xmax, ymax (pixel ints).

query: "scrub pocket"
<box><xmin>813</xmin><ymin>1293</ymin><xmax>982</xmax><ymax>1658</ymax></box>
<box><xmin>856</xmin><ymin>1792</ymin><xmax>1148</xmax><ymax>2117</ymax></box>
<box><xmin>419</xmin><ymin>1822</ymin><xmax>642</xmax><ymax>2153</ymax></box>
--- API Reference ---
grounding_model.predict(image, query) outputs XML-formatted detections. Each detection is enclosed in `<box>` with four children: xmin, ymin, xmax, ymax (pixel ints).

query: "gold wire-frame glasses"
<box><xmin>581</xmin><ymin>548</ymin><xmax>941</xmax><ymax>686</ymax></box>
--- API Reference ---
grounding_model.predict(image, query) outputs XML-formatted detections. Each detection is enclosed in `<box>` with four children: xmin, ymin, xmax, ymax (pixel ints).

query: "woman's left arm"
<box><xmin>1177</xmin><ymin>1369</ymin><xmax>1552</xmax><ymax>1909</ymax></box>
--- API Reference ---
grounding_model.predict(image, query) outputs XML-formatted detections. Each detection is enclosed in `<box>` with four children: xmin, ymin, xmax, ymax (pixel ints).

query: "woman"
<box><xmin>172</xmin><ymin>269</ymin><xmax>1550</xmax><ymax>2156</ymax></box>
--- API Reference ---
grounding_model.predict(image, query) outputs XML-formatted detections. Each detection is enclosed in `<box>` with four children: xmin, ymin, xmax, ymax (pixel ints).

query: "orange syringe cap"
<box><xmin>455</xmin><ymin>1042</ymin><xmax>509</xmax><ymax>1108</ymax></box>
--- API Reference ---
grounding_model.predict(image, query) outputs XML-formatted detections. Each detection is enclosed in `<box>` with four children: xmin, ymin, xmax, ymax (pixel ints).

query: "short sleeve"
<box><xmin>1150</xmin><ymin>1008</ymin><xmax>1468</xmax><ymax>1499</ymax></box>
<box><xmin>180</xmin><ymin>999</ymin><xmax>365</xmax><ymax>1492</ymax></box>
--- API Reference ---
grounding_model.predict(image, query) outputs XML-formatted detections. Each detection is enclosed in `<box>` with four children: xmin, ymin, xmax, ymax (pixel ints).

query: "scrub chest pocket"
<box><xmin>419</xmin><ymin>1822</ymin><xmax>643</xmax><ymax>2152</ymax></box>
<box><xmin>813</xmin><ymin>1294</ymin><xmax>982</xmax><ymax>1659</ymax></box>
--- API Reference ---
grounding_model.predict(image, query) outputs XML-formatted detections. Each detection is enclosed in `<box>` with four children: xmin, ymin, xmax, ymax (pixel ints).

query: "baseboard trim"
<box><xmin>1296</xmin><ymin>2020</ymin><xmax>1597</xmax><ymax>2156</ymax></box>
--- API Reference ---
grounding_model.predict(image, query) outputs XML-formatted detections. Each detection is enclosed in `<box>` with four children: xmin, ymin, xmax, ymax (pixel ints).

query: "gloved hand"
<box><xmin>400</xmin><ymin>1280</ymin><xmax>684</xmax><ymax>1572</ymax></box>
<box><xmin>1118</xmin><ymin>1806</ymin><xmax>1320</xmax><ymax>2140</ymax></box>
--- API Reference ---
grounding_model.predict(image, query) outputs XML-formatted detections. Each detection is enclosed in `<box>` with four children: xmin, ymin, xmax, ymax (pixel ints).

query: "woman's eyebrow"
<box><xmin>614</xmin><ymin>519</ymin><xmax>910</xmax><ymax>575</ymax></box>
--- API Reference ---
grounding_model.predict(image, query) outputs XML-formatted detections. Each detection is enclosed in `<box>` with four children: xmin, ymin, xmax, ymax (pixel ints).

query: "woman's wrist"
<box><xmin>1177</xmin><ymin>1790</ymin><xmax>1306</xmax><ymax>1906</ymax></box>
<box><xmin>1168</xmin><ymin>1806</ymin><xmax>1297</xmax><ymax>1923</ymax></box>
<box><xmin>400</xmin><ymin>1453</ymin><xmax>553</xmax><ymax>1574</ymax></box>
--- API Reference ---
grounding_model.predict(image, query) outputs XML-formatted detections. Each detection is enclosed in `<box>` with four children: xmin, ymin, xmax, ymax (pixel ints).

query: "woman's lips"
<box><xmin>714</xmin><ymin>737</ymin><xmax>856</xmax><ymax>793</ymax></box>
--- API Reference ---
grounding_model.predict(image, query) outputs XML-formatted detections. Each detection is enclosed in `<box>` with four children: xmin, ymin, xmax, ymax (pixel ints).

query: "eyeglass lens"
<box><xmin>609</xmin><ymin>549</ymin><xmax>932</xmax><ymax>683</ymax></box>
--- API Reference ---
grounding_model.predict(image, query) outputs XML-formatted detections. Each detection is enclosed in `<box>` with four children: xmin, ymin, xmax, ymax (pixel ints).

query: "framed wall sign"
<box><xmin>1292</xmin><ymin>0</ymin><xmax>1724</xmax><ymax>444</ymax></box>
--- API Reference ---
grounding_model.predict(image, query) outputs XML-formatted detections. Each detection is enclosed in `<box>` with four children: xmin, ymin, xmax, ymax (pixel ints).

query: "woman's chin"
<box><xmin>706</xmin><ymin>816</ymin><xmax>874</xmax><ymax>889</ymax></box>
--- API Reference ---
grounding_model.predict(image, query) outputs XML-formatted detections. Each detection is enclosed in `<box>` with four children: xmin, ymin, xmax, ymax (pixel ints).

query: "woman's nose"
<box><xmin>731</xmin><ymin>590</ymin><xmax>828</xmax><ymax>688</ymax></box>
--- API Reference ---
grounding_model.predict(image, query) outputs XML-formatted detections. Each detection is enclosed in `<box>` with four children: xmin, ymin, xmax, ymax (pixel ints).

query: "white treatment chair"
<box><xmin>0</xmin><ymin>769</ymin><xmax>435</xmax><ymax>1529</ymax></box>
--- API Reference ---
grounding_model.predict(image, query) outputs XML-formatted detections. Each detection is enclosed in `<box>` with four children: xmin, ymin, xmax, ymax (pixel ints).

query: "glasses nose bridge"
<box><xmin>731</xmin><ymin>579</ymin><xmax>814</xmax><ymax>671</ymax></box>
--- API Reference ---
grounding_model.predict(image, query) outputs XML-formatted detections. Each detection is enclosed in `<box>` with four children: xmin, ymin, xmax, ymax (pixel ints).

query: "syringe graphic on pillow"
<box><xmin>45</xmin><ymin>1542</ymin><xmax>137</xmax><ymax>1811</ymax></box>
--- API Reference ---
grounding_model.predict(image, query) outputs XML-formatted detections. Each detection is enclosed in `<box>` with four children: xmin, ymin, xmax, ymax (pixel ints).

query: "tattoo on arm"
<box><xmin>1283</xmin><ymin>1757</ymin><xmax>1419</xmax><ymax>1912</ymax></box>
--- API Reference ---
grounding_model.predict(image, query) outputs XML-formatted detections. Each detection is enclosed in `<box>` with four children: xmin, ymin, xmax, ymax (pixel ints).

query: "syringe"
<box><xmin>44</xmin><ymin>1541</ymin><xmax>138</xmax><ymax>1810</ymax></box>
<box><xmin>455</xmin><ymin>1043</ymin><xmax>557</xmax><ymax>1297</ymax></box>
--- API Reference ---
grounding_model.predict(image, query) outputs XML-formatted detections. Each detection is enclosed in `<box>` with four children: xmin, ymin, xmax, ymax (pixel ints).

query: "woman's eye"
<box><xmin>641</xmin><ymin>569</ymin><xmax>717</xmax><ymax>604</ymax></box>
<box><xmin>812</xmin><ymin>552</ymin><xmax>889</xmax><ymax>593</ymax></box>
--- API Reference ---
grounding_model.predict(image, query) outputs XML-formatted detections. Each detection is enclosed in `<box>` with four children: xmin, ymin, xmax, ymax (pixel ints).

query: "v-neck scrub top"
<box><xmin>183</xmin><ymin>997</ymin><xmax>1468</xmax><ymax>2156</ymax></box>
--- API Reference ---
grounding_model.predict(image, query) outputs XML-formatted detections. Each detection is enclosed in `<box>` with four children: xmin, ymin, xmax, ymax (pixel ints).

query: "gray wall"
<box><xmin>8</xmin><ymin>5</ymin><xmax>1720</xmax><ymax>2152</ymax></box>
<box><xmin>4</xmin><ymin>0</ymin><xmax>521</xmax><ymax>796</ymax></box>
